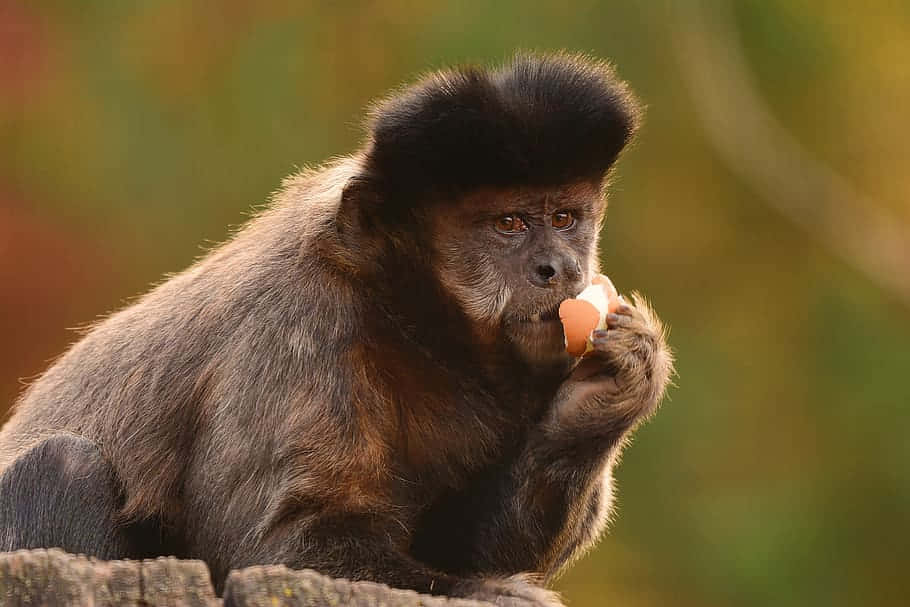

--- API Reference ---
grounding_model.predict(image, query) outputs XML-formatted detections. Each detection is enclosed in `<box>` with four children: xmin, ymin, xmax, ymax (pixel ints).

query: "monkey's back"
<box><xmin>0</xmin><ymin>163</ymin><xmax>358</xmax><ymax>522</ymax></box>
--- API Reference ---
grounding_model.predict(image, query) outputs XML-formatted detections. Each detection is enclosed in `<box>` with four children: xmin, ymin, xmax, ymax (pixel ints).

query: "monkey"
<box><xmin>0</xmin><ymin>52</ymin><xmax>673</xmax><ymax>606</ymax></box>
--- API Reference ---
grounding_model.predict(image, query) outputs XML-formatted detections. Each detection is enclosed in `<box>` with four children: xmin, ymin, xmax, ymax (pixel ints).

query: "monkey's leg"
<box><xmin>229</xmin><ymin>512</ymin><xmax>565</xmax><ymax>607</ymax></box>
<box><xmin>411</xmin><ymin>430</ymin><xmax>617</xmax><ymax>578</ymax></box>
<box><xmin>0</xmin><ymin>434</ymin><xmax>166</xmax><ymax>559</ymax></box>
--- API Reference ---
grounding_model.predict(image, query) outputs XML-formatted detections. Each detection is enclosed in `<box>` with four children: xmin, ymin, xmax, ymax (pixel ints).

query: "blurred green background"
<box><xmin>2</xmin><ymin>1</ymin><xmax>909</xmax><ymax>605</ymax></box>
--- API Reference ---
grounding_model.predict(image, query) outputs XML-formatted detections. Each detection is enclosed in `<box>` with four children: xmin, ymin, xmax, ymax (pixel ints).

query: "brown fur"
<box><xmin>0</xmin><ymin>54</ymin><xmax>672</xmax><ymax>605</ymax></box>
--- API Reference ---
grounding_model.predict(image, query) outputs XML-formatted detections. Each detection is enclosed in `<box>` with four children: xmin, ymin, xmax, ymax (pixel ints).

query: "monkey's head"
<box><xmin>337</xmin><ymin>53</ymin><xmax>639</xmax><ymax>369</ymax></box>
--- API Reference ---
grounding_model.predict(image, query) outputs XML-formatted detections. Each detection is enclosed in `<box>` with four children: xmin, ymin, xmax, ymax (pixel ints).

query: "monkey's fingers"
<box><xmin>587</xmin><ymin>329</ymin><xmax>621</xmax><ymax>359</ymax></box>
<box><xmin>614</xmin><ymin>301</ymin><xmax>634</xmax><ymax>316</ymax></box>
<box><xmin>604</xmin><ymin>313</ymin><xmax>633</xmax><ymax>330</ymax></box>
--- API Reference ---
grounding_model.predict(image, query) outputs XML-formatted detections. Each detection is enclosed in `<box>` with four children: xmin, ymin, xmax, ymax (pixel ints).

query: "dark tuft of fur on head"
<box><xmin>363</xmin><ymin>52</ymin><xmax>641</xmax><ymax>199</ymax></box>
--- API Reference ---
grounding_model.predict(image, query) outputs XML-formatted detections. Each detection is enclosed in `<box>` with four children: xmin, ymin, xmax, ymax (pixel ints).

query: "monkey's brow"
<box><xmin>514</xmin><ymin>193</ymin><xmax>593</xmax><ymax>214</ymax></box>
<box><xmin>455</xmin><ymin>182</ymin><xmax>599</xmax><ymax>216</ymax></box>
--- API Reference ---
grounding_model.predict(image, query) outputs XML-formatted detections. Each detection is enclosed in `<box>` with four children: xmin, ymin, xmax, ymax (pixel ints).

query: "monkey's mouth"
<box><xmin>520</xmin><ymin>304</ymin><xmax>561</xmax><ymax>324</ymax></box>
<box><xmin>504</xmin><ymin>302</ymin><xmax>571</xmax><ymax>362</ymax></box>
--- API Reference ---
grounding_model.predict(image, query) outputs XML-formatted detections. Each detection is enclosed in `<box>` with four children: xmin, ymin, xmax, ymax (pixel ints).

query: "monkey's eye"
<box><xmin>551</xmin><ymin>210</ymin><xmax>575</xmax><ymax>230</ymax></box>
<box><xmin>494</xmin><ymin>215</ymin><xmax>528</xmax><ymax>234</ymax></box>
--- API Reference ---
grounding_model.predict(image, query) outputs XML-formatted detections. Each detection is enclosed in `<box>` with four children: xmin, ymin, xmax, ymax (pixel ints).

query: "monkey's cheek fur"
<box><xmin>559</xmin><ymin>274</ymin><xmax>621</xmax><ymax>357</ymax></box>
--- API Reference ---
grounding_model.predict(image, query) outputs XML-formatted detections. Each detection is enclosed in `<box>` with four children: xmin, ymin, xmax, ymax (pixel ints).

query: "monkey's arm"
<box><xmin>412</xmin><ymin>295</ymin><xmax>673</xmax><ymax>578</ymax></box>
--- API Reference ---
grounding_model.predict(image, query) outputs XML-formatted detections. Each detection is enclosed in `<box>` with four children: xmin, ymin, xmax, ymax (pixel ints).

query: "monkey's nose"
<box><xmin>530</xmin><ymin>262</ymin><xmax>559</xmax><ymax>287</ymax></box>
<box><xmin>537</xmin><ymin>264</ymin><xmax>556</xmax><ymax>281</ymax></box>
<box><xmin>529</xmin><ymin>254</ymin><xmax>582</xmax><ymax>288</ymax></box>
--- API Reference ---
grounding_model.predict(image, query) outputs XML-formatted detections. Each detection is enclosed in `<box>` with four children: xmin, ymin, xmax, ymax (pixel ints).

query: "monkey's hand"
<box><xmin>548</xmin><ymin>293</ymin><xmax>673</xmax><ymax>446</ymax></box>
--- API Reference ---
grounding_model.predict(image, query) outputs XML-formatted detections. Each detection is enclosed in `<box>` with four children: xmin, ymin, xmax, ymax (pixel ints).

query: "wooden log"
<box><xmin>0</xmin><ymin>549</ymin><xmax>501</xmax><ymax>607</ymax></box>
<box><xmin>0</xmin><ymin>548</ymin><xmax>217</xmax><ymax>606</ymax></box>
<box><xmin>223</xmin><ymin>564</ymin><xmax>493</xmax><ymax>607</ymax></box>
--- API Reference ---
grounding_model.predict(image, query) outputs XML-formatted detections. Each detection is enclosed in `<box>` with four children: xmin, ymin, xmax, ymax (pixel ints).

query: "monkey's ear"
<box><xmin>338</xmin><ymin>175</ymin><xmax>379</xmax><ymax>238</ymax></box>
<box><xmin>339</xmin><ymin>172</ymin><xmax>413</xmax><ymax>232</ymax></box>
<box><xmin>333</xmin><ymin>174</ymin><xmax>390</xmax><ymax>271</ymax></box>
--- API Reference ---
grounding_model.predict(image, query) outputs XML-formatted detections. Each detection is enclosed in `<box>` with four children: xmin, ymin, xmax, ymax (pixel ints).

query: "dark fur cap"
<box><xmin>362</xmin><ymin>52</ymin><xmax>640</xmax><ymax>199</ymax></box>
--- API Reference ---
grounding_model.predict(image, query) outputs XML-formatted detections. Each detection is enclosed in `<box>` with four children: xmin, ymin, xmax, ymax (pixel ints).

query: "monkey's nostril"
<box><xmin>536</xmin><ymin>264</ymin><xmax>557</xmax><ymax>281</ymax></box>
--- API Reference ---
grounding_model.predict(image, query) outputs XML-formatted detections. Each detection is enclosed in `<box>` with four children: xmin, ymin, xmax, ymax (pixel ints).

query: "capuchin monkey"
<box><xmin>0</xmin><ymin>53</ymin><xmax>672</xmax><ymax>606</ymax></box>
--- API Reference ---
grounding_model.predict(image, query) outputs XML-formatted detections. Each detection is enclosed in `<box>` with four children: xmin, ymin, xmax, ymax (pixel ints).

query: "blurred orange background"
<box><xmin>2</xmin><ymin>2</ymin><xmax>909</xmax><ymax>605</ymax></box>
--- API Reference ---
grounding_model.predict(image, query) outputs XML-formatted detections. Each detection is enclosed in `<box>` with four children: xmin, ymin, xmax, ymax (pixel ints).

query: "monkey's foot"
<box><xmin>454</xmin><ymin>574</ymin><xmax>565</xmax><ymax>607</ymax></box>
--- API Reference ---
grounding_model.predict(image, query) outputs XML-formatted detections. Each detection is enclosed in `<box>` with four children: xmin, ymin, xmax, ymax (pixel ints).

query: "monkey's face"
<box><xmin>427</xmin><ymin>181</ymin><xmax>605</xmax><ymax>368</ymax></box>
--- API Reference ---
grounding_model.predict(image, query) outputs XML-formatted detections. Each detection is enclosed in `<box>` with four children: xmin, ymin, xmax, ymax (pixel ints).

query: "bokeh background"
<box><xmin>2</xmin><ymin>1</ymin><xmax>909</xmax><ymax>605</ymax></box>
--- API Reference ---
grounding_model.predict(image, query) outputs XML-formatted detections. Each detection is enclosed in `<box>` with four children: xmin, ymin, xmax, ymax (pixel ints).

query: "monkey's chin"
<box><xmin>505</xmin><ymin>319</ymin><xmax>574</xmax><ymax>369</ymax></box>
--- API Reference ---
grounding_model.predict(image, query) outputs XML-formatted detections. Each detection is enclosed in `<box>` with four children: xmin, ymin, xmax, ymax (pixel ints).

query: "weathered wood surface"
<box><xmin>0</xmin><ymin>549</ymin><xmax>496</xmax><ymax>607</ymax></box>
<box><xmin>224</xmin><ymin>565</ymin><xmax>494</xmax><ymax>607</ymax></box>
<box><xmin>0</xmin><ymin>548</ymin><xmax>217</xmax><ymax>606</ymax></box>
